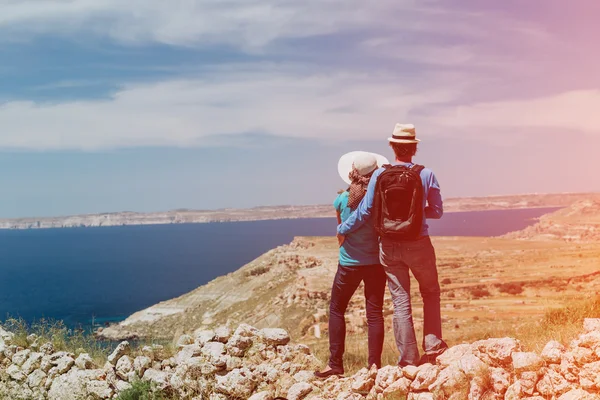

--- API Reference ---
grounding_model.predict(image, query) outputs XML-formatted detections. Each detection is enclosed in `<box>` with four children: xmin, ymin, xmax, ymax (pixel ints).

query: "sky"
<box><xmin>1</xmin><ymin>0</ymin><xmax>599</xmax><ymax>218</ymax></box>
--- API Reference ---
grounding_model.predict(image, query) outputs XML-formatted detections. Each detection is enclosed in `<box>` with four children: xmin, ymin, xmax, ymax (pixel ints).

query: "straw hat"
<box><xmin>388</xmin><ymin>123</ymin><xmax>420</xmax><ymax>144</ymax></box>
<box><xmin>337</xmin><ymin>151</ymin><xmax>389</xmax><ymax>185</ymax></box>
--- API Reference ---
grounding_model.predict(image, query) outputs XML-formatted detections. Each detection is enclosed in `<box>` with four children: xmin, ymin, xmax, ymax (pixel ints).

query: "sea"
<box><xmin>0</xmin><ymin>207</ymin><xmax>558</xmax><ymax>328</ymax></box>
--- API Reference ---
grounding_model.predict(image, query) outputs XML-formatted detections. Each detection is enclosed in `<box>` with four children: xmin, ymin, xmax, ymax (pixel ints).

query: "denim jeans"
<box><xmin>380</xmin><ymin>235</ymin><xmax>446</xmax><ymax>366</ymax></box>
<box><xmin>328</xmin><ymin>264</ymin><xmax>386</xmax><ymax>371</ymax></box>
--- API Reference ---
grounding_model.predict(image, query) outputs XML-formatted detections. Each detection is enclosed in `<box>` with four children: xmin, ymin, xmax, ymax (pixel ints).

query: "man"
<box><xmin>337</xmin><ymin>123</ymin><xmax>447</xmax><ymax>367</ymax></box>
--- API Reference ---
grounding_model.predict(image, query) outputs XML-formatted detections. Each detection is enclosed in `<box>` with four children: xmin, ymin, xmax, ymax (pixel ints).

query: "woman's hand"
<box><xmin>337</xmin><ymin>234</ymin><xmax>345</xmax><ymax>247</ymax></box>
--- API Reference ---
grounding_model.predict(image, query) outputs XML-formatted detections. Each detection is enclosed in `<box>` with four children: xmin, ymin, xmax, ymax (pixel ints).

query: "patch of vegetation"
<box><xmin>469</xmin><ymin>287</ymin><xmax>491</xmax><ymax>299</ymax></box>
<box><xmin>441</xmin><ymin>278</ymin><xmax>452</xmax><ymax>285</ymax></box>
<box><xmin>497</xmin><ymin>282</ymin><xmax>525</xmax><ymax>295</ymax></box>
<box><xmin>244</xmin><ymin>265</ymin><xmax>271</xmax><ymax>277</ymax></box>
<box><xmin>116</xmin><ymin>380</ymin><xmax>177</xmax><ymax>400</ymax></box>
<box><xmin>2</xmin><ymin>317</ymin><xmax>107</xmax><ymax>364</ymax></box>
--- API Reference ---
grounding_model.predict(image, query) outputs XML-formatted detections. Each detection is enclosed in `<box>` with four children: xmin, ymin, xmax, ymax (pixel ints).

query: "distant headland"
<box><xmin>1</xmin><ymin>192</ymin><xmax>599</xmax><ymax>230</ymax></box>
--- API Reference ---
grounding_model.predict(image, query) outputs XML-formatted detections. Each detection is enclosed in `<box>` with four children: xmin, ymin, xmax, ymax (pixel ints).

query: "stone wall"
<box><xmin>3</xmin><ymin>320</ymin><xmax>600</xmax><ymax>399</ymax></box>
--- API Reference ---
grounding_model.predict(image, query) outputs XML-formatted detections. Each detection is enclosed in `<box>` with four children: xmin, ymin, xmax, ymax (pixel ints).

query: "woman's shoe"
<box><xmin>314</xmin><ymin>367</ymin><xmax>344</xmax><ymax>378</ymax></box>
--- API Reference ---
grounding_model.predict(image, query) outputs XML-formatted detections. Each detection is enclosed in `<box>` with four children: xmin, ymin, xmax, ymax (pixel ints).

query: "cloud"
<box><xmin>429</xmin><ymin>90</ymin><xmax>600</xmax><ymax>135</ymax></box>
<box><xmin>0</xmin><ymin>66</ymin><xmax>464</xmax><ymax>150</ymax></box>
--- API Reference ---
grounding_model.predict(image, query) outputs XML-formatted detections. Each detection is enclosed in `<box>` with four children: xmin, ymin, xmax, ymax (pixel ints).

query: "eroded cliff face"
<box><xmin>3</xmin><ymin>320</ymin><xmax>600</xmax><ymax>399</ymax></box>
<box><xmin>504</xmin><ymin>200</ymin><xmax>600</xmax><ymax>242</ymax></box>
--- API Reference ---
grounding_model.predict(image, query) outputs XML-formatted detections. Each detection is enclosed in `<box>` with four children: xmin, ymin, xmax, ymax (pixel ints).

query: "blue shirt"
<box><xmin>333</xmin><ymin>191</ymin><xmax>381</xmax><ymax>266</ymax></box>
<box><xmin>337</xmin><ymin>162</ymin><xmax>443</xmax><ymax>237</ymax></box>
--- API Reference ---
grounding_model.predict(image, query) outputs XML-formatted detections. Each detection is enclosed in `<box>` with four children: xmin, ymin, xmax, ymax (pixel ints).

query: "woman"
<box><xmin>315</xmin><ymin>151</ymin><xmax>389</xmax><ymax>378</ymax></box>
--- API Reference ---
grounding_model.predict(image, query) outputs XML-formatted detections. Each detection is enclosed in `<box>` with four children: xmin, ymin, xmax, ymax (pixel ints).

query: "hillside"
<box><xmin>504</xmin><ymin>199</ymin><xmax>600</xmax><ymax>241</ymax></box>
<box><xmin>97</xmin><ymin>235</ymin><xmax>600</xmax><ymax>350</ymax></box>
<box><xmin>2</xmin><ymin>192</ymin><xmax>600</xmax><ymax>230</ymax></box>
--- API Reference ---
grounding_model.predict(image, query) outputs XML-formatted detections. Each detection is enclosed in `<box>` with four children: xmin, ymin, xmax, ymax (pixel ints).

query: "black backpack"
<box><xmin>373</xmin><ymin>164</ymin><xmax>425</xmax><ymax>240</ymax></box>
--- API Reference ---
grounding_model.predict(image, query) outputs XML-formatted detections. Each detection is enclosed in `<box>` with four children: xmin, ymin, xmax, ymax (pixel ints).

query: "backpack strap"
<box><xmin>411</xmin><ymin>164</ymin><xmax>425</xmax><ymax>174</ymax></box>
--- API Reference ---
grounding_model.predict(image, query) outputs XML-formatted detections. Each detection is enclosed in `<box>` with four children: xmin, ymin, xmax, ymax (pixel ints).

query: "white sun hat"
<box><xmin>337</xmin><ymin>151</ymin><xmax>389</xmax><ymax>185</ymax></box>
<box><xmin>388</xmin><ymin>123</ymin><xmax>420</xmax><ymax>144</ymax></box>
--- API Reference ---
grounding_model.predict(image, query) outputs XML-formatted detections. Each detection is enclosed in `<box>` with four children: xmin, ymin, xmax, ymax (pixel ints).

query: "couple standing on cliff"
<box><xmin>315</xmin><ymin>123</ymin><xmax>447</xmax><ymax>378</ymax></box>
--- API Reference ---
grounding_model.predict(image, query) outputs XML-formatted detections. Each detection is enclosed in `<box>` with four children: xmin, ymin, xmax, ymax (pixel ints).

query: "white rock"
<box><xmin>519</xmin><ymin>371</ymin><xmax>538</xmax><ymax>396</ymax></box>
<box><xmin>134</xmin><ymin>355</ymin><xmax>152</xmax><ymax>376</ymax></box>
<box><xmin>429</xmin><ymin>365</ymin><xmax>468</xmax><ymax>399</ymax></box>
<box><xmin>248</xmin><ymin>391</ymin><xmax>274</xmax><ymax>400</ymax></box>
<box><xmin>410</xmin><ymin>364</ymin><xmax>439</xmax><ymax>391</ymax></box>
<box><xmin>383</xmin><ymin>377</ymin><xmax>411</xmax><ymax>397</ymax></box>
<box><xmin>22</xmin><ymin>352</ymin><xmax>43</xmax><ymax>375</ymax></box>
<box><xmin>537</xmin><ymin>368</ymin><xmax>570</xmax><ymax>397</ymax></box>
<box><xmin>175</xmin><ymin>344</ymin><xmax>202</xmax><ymax>365</ymax></box>
<box><xmin>375</xmin><ymin>365</ymin><xmax>402</xmax><ymax>391</ymax></box>
<box><xmin>287</xmin><ymin>382</ymin><xmax>313</xmax><ymax>400</ymax></box>
<box><xmin>475</xmin><ymin>337</ymin><xmax>521</xmax><ymax>366</ymax></box>
<box><xmin>7</xmin><ymin>364</ymin><xmax>26</xmax><ymax>381</ymax></box>
<box><xmin>215</xmin><ymin>368</ymin><xmax>257</xmax><ymax>398</ymax></box>
<box><xmin>40</xmin><ymin>342</ymin><xmax>54</xmax><ymax>355</ymax></box>
<box><xmin>234</xmin><ymin>324</ymin><xmax>260</xmax><ymax>338</ymax></box>
<box><xmin>261</xmin><ymin>328</ymin><xmax>291</xmax><ymax>346</ymax></box>
<box><xmin>27</xmin><ymin>369</ymin><xmax>47</xmax><ymax>388</ymax></box>
<box><xmin>54</xmin><ymin>355</ymin><xmax>75</xmax><ymax>374</ymax></box>
<box><xmin>559</xmin><ymin>388</ymin><xmax>600</xmax><ymax>400</ymax></box>
<box><xmin>436</xmin><ymin>344</ymin><xmax>472</xmax><ymax>368</ymax></box>
<box><xmin>294</xmin><ymin>370</ymin><xmax>315</xmax><ymax>383</ymax></box>
<box><xmin>75</xmin><ymin>353</ymin><xmax>95</xmax><ymax>370</ymax></box>
<box><xmin>214</xmin><ymin>326</ymin><xmax>231</xmax><ymax>343</ymax></box>
<box><xmin>107</xmin><ymin>341</ymin><xmax>130</xmax><ymax>364</ymax></box>
<box><xmin>402</xmin><ymin>365</ymin><xmax>419</xmax><ymax>380</ymax></box>
<box><xmin>47</xmin><ymin>369</ymin><xmax>103</xmax><ymax>400</ymax></box>
<box><xmin>579</xmin><ymin>360</ymin><xmax>600</xmax><ymax>390</ymax></box>
<box><xmin>583</xmin><ymin>318</ymin><xmax>600</xmax><ymax>333</ymax></box>
<box><xmin>194</xmin><ymin>329</ymin><xmax>216</xmax><ymax>345</ymax></box>
<box><xmin>12</xmin><ymin>349</ymin><xmax>32</xmax><ymax>366</ymax></box>
<box><xmin>512</xmin><ymin>352</ymin><xmax>544</xmax><ymax>373</ymax></box>
<box><xmin>142</xmin><ymin>368</ymin><xmax>171</xmax><ymax>390</ymax></box>
<box><xmin>86</xmin><ymin>380</ymin><xmax>113</xmax><ymax>399</ymax></box>
<box><xmin>541</xmin><ymin>341</ymin><xmax>565</xmax><ymax>364</ymax></box>
<box><xmin>176</xmin><ymin>334</ymin><xmax>195</xmax><ymax>348</ymax></box>
<box><xmin>116</xmin><ymin>355</ymin><xmax>133</xmax><ymax>381</ymax></box>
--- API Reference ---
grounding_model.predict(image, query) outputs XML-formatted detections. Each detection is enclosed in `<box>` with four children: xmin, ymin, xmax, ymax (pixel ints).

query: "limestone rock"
<box><xmin>75</xmin><ymin>353</ymin><xmax>95</xmax><ymax>370</ymax></box>
<box><xmin>7</xmin><ymin>364</ymin><xmax>26</xmax><ymax>381</ymax></box>
<box><xmin>249</xmin><ymin>392</ymin><xmax>274</xmax><ymax>400</ymax></box>
<box><xmin>541</xmin><ymin>341</ymin><xmax>565</xmax><ymax>364</ymax></box>
<box><xmin>475</xmin><ymin>338</ymin><xmax>521</xmax><ymax>366</ymax></box>
<box><xmin>107</xmin><ymin>341</ymin><xmax>130</xmax><ymax>364</ymax></box>
<box><xmin>287</xmin><ymin>382</ymin><xmax>313</xmax><ymax>400</ymax></box>
<box><xmin>214</xmin><ymin>326</ymin><xmax>231</xmax><ymax>343</ymax></box>
<box><xmin>512</xmin><ymin>352</ymin><xmax>544</xmax><ymax>373</ymax></box>
<box><xmin>572</xmin><ymin>346</ymin><xmax>595</xmax><ymax>365</ymax></box>
<box><xmin>194</xmin><ymin>329</ymin><xmax>216</xmax><ymax>345</ymax></box>
<box><xmin>22</xmin><ymin>352</ymin><xmax>43</xmax><ymax>375</ymax></box>
<box><xmin>410</xmin><ymin>364</ymin><xmax>439</xmax><ymax>391</ymax></box>
<box><xmin>142</xmin><ymin>368</ymin><xmax>171</xmax><ymax>390</ymax></box>
<box><xmin>559</xmin><ymin>388</ymin><xmax>600</xmax><ymax>400</ymax></box>
<box><xmin>215</xmin><ymin>368</ymin><xmax>257</xmax><ymax>398</ymax></box>
<box><xmin>519</xmin><ymin>371</ymin><xmax>538</xmax><ymax>396</ymax></box>
<box><xmin>429</xmin><ymin>364</ymin><xmax>469</xmax><ymax>399</ymax></box>
<box><xmin>234</xmin><ymin>324</ymin><xmax>260</xmax><ymax>338</ymax></box>
<box><xmin>40</xmin><ymin>342</ymin><xmax>54</xmax><ymax>355</ymax></box>
<box><xmin>402</xmin><ymin>365</ymin><xmax>419</xmax><ymax>380</ymax></box>
<box><xmin>374</xmin><ymin>365</ymin><xmax>402</xmax><ymax>391</ymax></box>
<box><xmin>436</xmin><ymin>344</ymin><xmax>472</xmax><ymax>368</ymax></box>
<box><xmin>116</xmin><ymin>355</ymin><xmax>133</xmax><ymax>381</ymax></box>
<box><xmin>583</xmin><ymin>318</ymin><xmax>600</xmax><ymax>333</ymax></box>
<box><xmin>383</xmin><ymin>377</ymin><xmax>411</xmax><ymax>397</ymax></box>
<box><xmin>12</xmin><ymin>349</ymin><xmax>31</xmax><ymax>366</ymax></box>
<box><xmin>579</xmin><ymin>360</ymin><xmax>600</xmax><ymax>390</ymax></box>
<box><xmin>134</xmin><ymin>355</ymin><xmax>152</xmax><ymax>376</ymax></box>
<box><xmin>27</xmin><ymin>369</ymin><xmax>47</xmax><ymax>388</ymax></box>
<box><xmin>176</xmin><ymin>334</ymin><xmax>194</xmax><ymax>348</ymax></box>
<box><xmin>86</xmin><ymin>380</ymin><xmax>113</xmax><ymax>399</ymax></box>
<box><xmin>261</xmin><ymin>328</ymin><xmax>291</xmax><ymax>346</ymax></box>
<box><xmin>175</xmin><ymin>344</ymin><xmax>202</xmax><ymax>364</ymax></box>
<box><xmin>537</xmin><ymin>368</ymin><xmax>570</xmax><ymax>397</ymax></box>
<box><xmin>54</xmin><ymin>355</ymin><xmax>75</xmax><ymax>374</ymax></box>
<box><xmin>350</xmin><ymin>368</ymin><xmax>374</xmax><ymax>394</ymax></box>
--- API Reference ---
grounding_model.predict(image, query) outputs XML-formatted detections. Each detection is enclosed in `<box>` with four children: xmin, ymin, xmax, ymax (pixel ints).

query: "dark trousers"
<box><xmin>328</xmin><ymin>263</ymin><xmax>386</xmax><ymax>371</ymax></box>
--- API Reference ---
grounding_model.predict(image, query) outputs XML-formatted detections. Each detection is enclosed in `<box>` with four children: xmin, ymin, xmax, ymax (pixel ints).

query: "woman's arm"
<box><xmin>336</xmin><ymin>210</ymin><xmax>342</xmax><ymax>225</ymax></box>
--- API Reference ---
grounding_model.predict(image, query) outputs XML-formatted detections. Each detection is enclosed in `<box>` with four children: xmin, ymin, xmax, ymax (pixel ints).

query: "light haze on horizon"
<box><xmin>1</xmin><ymin>1</ymin><xmax>599</xmax><ymax>218</ymax></box>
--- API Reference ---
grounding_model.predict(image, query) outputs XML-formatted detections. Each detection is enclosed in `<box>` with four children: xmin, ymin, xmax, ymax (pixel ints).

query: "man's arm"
<box><xmin>424</xmin><ymin>172</ymin><xmax>443</xmax><ymax>219</ymax></box>
<box><xmin>337</xmin><ymin>169</ymin><xmax>380</xmax><ymax>235</ymax></box>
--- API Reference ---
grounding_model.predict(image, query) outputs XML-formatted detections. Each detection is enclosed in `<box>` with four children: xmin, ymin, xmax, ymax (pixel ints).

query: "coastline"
<box><xmin>1</xmin><ymin>192</ymin><xmax>599</xmax><ymax>230</ymax></box>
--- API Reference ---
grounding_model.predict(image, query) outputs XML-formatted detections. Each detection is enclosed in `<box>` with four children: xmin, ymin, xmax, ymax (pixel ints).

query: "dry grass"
<box><xmin>309</xmin><ymin>296</ymin><xmax>600</xmax><ymax>374</ymax></box>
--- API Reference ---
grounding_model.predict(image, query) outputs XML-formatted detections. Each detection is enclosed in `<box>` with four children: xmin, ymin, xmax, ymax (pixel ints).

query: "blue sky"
<box><xmin>1</xmin><ymin>0</ymin><xmax>599</xmax><ymax>218</ymax></box>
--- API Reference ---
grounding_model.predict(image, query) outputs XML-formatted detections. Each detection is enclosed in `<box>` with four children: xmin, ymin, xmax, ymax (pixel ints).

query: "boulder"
<box><xmin>116</xmin><ymin>355</ymin><xmax>133</xmax><ymax>381</ymax></box>
<box><xmin>541</xmin><ymin>341</ymin><xmax>565</xmax><ymax>364</ymax></box>
<box><xmin>107</xmin><ymin>341</ymin><xmax>130</xmax><ymax>365</ymax></box>
<box><xmin>287</xmin><ymin>382</ymin><xmax>313</xmax><ymax>400</ymax></box>
<box><xmin>261</xmin><ymin>328</ymin><xmax>291</xmax><ymax>346</ymax></box>
<box><xmin>75</xmin><ymin>353</ymin><xmax>95</xmax><ymax>370</ymax></box>
<box><xmin>176</xmin><ymin>334</ymin><xmax>195</xmax><ymax>348</ymax></box>
<box><xmin>512</xmin><ymin>352</ymin><xmax>544</xmax><ymax>373</ymax></box>
<box><xmin>215</xmin><ymin>368</ymin><xmax>257</xmax><ymax>398</ymax></box>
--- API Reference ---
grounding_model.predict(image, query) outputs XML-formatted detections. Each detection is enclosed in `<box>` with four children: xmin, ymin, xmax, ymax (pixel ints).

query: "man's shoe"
<box><xmin>418</xmin><ymin>344</ymin><xmax>448</xmax><ymax>366</ymax></box>
<box><xmin>314</xmin><ymin>367</ymin><xmax>344</xmax><ymax>379</ymax></box>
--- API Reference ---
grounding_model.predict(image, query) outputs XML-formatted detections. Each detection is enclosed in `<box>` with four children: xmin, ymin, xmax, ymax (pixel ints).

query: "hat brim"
<box><xmin>388</xmin><ymin>137</ymin><xmax>420</xmax><ymax>144</ymax></box>
<box><xmin>337</xmin><ymin>151</ymin><xmax>389</xmax><ymax>185</ymax></box>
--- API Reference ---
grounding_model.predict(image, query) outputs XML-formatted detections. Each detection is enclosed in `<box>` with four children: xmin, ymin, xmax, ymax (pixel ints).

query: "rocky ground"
<box><xmin>5</xmin><ymin>320</ymin><xmax>600</xmax><ymax>399</ymax></box>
